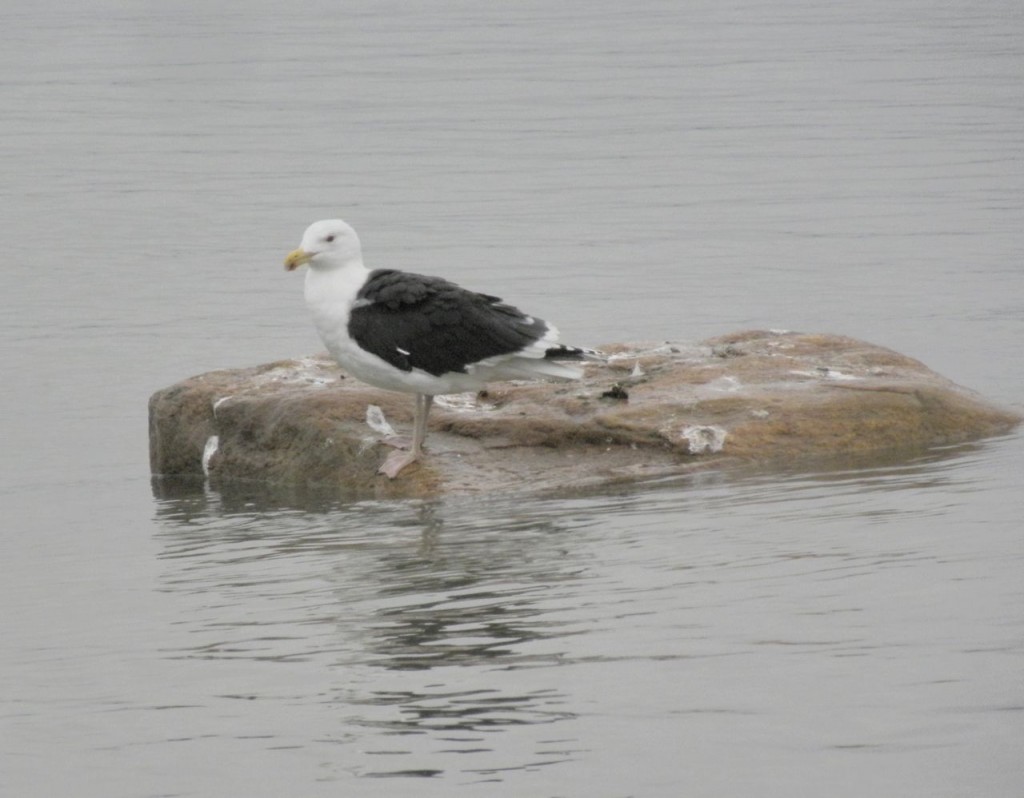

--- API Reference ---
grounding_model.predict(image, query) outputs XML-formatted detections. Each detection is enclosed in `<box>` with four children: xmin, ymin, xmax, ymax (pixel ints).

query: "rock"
<box><xmin>148</xmin><ymin>331</ymin><xmax>1020</xmax><ymax>497</ymax></box>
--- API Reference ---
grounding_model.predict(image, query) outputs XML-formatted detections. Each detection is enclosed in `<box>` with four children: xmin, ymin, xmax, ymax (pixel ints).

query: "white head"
<box><xmin>284</xmin><ymin>219</ymin><xmax>363</xmax><ymax>272</ymax></box>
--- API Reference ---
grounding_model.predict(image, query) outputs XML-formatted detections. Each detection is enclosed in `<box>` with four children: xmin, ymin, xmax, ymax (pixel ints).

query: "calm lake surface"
<box><xmin>3</xmin><ymin>1</ymin><xmax>1022</xmax><ymax>795</ymax></box>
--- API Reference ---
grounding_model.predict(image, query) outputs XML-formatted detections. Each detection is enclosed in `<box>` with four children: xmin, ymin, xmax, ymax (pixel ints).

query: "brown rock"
<box><xmin>148</xmin><ymin>331</ymin><xmax>1020</xmax><ymax>497</ymax></box>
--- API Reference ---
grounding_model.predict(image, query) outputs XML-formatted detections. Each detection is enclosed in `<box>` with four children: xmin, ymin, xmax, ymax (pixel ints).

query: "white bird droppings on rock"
<box><xmin>681</xmin><ymin>425</ymin><xmax>727</xmax><ymax>454</ymax></box>
<box><xmin>790</xmin><ymin>368</ymin><xmax>860</xmax><ymax>381</ymax></box>
<box><xmin>365</xmin><ymin>405</ymin><xmax>397</xmax><ymax>438</ymax></box>
<box><xmin>708</xmin><ymin>375</ymin><xmax>741</xmax><ymax>392</ymax></box>
<box><xmin>201</xmin><ymin>435</ymin><xmax>219</xmax><ymax>476</ymax></box>
<box><xmin>434</xmin><ymin>392</ymin><xmax>486</xmax><ymax>411</ymax></box>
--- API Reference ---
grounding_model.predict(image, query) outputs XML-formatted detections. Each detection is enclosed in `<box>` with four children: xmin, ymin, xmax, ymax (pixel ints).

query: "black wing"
<box><xmin>348</xmin><ymin>269</ymin><xmax>550</xmax><ymax>377</ymax></box>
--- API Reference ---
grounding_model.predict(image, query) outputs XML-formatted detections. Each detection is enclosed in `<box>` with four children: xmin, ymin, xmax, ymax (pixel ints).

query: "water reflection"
<box><xmin>151</xmin><ymin>473</ymin><xmax>365</xmax><ymax>516</ymax></box>
<box><xmin>151</xmin><ymin>492</ymin><xmax>588</xmax><ymax>776</ymax></box>
<box><xmin>146</xmin><ymin>434</ymin><xmax>1022</xmax><ymax>783</ymax></box>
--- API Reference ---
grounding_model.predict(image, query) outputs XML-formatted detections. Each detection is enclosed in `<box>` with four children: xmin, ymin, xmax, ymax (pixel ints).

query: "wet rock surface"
<box><xmin>148</xmin><ymin>331</ymin><xmax>1020</xmax><ymax>497</ymax></box>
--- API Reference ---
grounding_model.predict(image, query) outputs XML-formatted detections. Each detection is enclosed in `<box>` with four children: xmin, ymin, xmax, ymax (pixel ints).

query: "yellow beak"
<box><xmin>284</xmin><ymin>248</ymin><xmax>313</xmax><ymax>271</ymax></box>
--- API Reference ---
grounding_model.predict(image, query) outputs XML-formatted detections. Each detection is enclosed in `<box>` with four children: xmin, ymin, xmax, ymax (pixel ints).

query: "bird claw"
<box><xmin>381</xmin><ymin>435</ymin><xmax>413</xmax><ymax>450</ymax></box>
<box><xmin>378</xmin><ymin>449</ymin><xmax>420</xmax><ymax>479</ymax></box>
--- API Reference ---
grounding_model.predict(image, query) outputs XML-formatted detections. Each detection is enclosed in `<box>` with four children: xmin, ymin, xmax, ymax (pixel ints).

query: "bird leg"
<box><xmin>412</xmin><ymin>393</ymin><xmax>433</xmax><ymax>453</ymax></box>
<box><xmin>379</xmin><ymin>394</ymin><xmax>434</xmax><ymax>478</ymax></box>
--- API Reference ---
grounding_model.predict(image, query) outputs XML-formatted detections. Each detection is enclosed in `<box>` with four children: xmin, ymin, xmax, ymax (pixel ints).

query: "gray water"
<box><xmin>3</xmin><ymin>1</ymin><xmax>1023</xmax><ymax>795</ymax></box>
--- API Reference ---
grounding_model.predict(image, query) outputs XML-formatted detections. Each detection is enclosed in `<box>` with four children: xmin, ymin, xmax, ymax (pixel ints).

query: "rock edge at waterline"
<box><xmin>148</xmin><ymin>330</ymin><xmax>1020</xmax><ymax>498</ymax></box>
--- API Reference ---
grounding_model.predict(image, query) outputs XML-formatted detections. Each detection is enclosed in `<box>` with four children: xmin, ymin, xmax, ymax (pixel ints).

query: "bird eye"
<box><xmin>325</xmin><ymin>235</ymin><xmax>335</xmax><ymax>243</ymax></box>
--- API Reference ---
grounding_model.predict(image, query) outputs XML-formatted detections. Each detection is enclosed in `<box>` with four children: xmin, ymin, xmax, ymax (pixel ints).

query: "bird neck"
<box><xmin>304</xmin><ymin>258</ymin><xmax>370</xmax><ymax>310</ymax></box>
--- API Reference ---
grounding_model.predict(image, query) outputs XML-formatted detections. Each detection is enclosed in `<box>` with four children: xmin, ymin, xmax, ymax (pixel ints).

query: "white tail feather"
<box><xmin>473</xmin><ymin>357</ymin><xmax>583</xmax><ymax>382</ymax></box>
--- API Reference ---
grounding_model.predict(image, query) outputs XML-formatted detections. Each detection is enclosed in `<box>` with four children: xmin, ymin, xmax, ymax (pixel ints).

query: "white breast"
<box><xmin>303</xmin><ymin>263</ymin><xmax>369</xmax><ymax>363</ymax></box>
